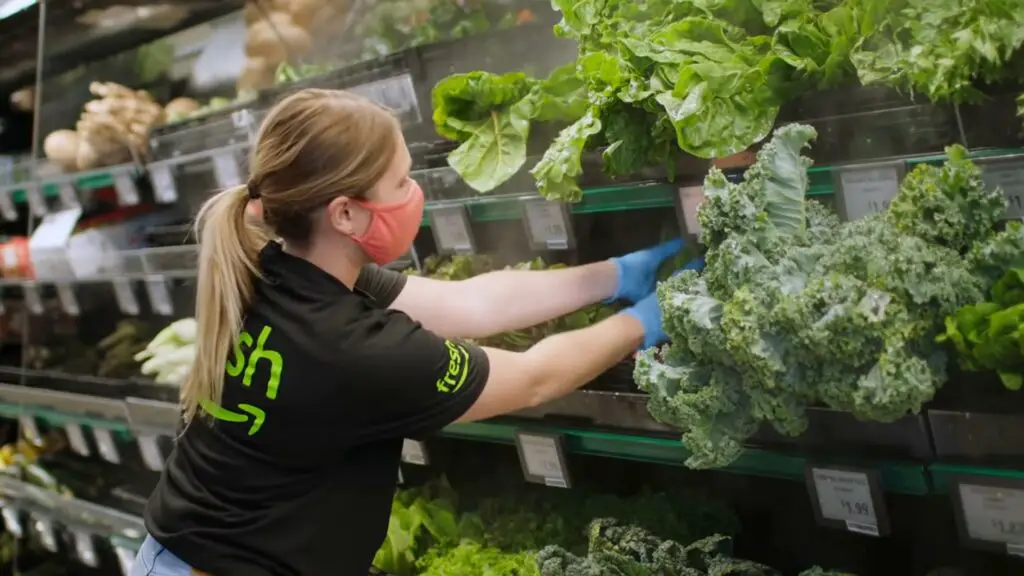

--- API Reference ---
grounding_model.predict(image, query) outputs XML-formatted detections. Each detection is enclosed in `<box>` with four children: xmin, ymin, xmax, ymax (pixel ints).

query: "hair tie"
<box><xmin>246</xmin><ymin>182</ymin><xmax>261</xmax><ymax>200</ymax></box>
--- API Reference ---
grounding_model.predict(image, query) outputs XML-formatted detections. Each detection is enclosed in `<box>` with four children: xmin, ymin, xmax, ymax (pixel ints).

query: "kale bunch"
<box><xmin>536</xmin><ymin>519</ymin><xmax>776</xmax><ymax>576</ymax></box>
<box><xmin>635</xmin><ymin>123</ymin><xmax>1008</xmax><ymax>469</ymax></box>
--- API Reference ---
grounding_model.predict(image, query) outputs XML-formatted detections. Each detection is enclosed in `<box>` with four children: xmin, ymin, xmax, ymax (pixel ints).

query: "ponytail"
<box><xmin>181</xmin><ymin>185</ymin><xmax>269</xmax><ymax>423</ymax></box>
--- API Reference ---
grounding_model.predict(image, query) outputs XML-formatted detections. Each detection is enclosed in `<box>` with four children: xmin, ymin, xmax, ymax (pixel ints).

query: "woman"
<box><xmin>132</xmin><ymin>89</ymin><xmax>688</xmax><ymax>576</ymax></box>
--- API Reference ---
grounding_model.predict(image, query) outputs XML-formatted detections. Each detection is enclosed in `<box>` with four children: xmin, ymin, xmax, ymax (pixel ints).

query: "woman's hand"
<box><xmin>623</xmin><ymin>292</ymin><xmax>668</xmax><ymax>350</ymax></box>
<box><xmin>608</xmin><ymin>238</ymin><xmax>688</xmax><ymax>303</ymax></box>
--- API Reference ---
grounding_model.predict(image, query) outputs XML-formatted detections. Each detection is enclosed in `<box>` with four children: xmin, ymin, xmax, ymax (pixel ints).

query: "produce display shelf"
<box><xmin>442</xmin><ymin>420</ymin><xmax>931</xmax><ymax>495</ymax></box>
<box><xmin>928</xmin><ymin>463</ymin><xmax>1024</xmax><ymax>493</ymax></box>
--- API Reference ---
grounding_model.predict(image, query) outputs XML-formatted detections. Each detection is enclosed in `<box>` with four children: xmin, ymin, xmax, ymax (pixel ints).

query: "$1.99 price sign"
<box><xmin>950</xmin><ymin>475</ymin><xmax>1024</xmax><ymax>557</ymax></box>
<box><xmin>515</xmin><ymin>431</ymin><xmax>571</xmax><ymax>489</ymax></box>
<box><xmin>805</xmin><ymin>465</ymin><xmax>889</xmax><ymax>537</ymax></box>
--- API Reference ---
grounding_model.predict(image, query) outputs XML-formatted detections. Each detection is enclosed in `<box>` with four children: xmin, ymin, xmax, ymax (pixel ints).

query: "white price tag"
<box><xmin>73</xmin><ymin>530</ymin><xmax>99</xmax><ymax>567</ymax></box>
<box><xmin>0</xmin><ymin>189</ymin><xmax>16</xmax><ymax>221</ymax></box>
<box><xmin>516</xmin><ymin>432</ymin><xmax>570</xmax><ymax>488</ymax></box>
<box><xmin>522</xmin><ymin>199</ymin><xmax>572</xmax><ymax>250</ymax></box>
<box><xmin>958</xmin><ymin>483</ymin><xmax>1024</xmax><ymax>547</ymax></box>
<box><xmin>401</xmin><ymin>439</ymin><xmax>428</xmax><ymax>466</ymax></box>
<box><xmin>114</xmin><ymin>173</ymin><xmax>140</xmax><ymax>206</ymax></box>
<box><xmin>58</xmin><ymin>182</ymin><xmax>79</xmax><ymax>210</ymax></box>
<box><xmin>678</xmin><ymin>186</ymin><xmax>705</xmax><ymax>235</ymax></box>
<box><xmin>231</xmin><ymin>109</ymin><xmax>254</xmax><ymax>129</ymax></box>
<box><xmin>980</xmin><ymin>159</ymin><xmax>1024</xmax><ymax>220</ymax></box>
<box><xmin>25</xmin><ymin>183</ymin><xmax>47</xmax><ymax>217</ymax></box>
<box><xmin>93</xmin><ymin>427</ymin><xmax>120</xmax><ymax>464</ymax></box>
<box><xmin>145</xmin><ymin>276</ymin><xmax>174</xmax><ymax>316</ymax></box>
<box><xmin>150</xmin><ymin>164</ymin><xmax>177</xmax><ymax>203</ymax></box>
<box><xmin>32</xmin><ymin>515</ymin><xmax>57</xmax><ymax>552</ymax></box>
<box><xmin>22</xmin><ymin>283</ymin><xmax>43</xmax><ymax>314</ymax></box>
<box><xmin>112</xmin><ymin>279</ymin><xmax>140</xmax><ymax>315</ymax></box>
<box><xmin>56</xmin><ymin>283</ymin><xmax>79</xmax><ymax>316</ymax></box>
<box><xmin>837</xmin><ymin>163</ymin><xmax>903</xmax><ymax>221</ymax></box>
<box><xmin>65</xmin><ymin>422</ymin><xmax>91</xmax><ymax>456</ymax></box>
<box><xmin>809</xmin><ymin>467</ymin><xmax>881</xmax><ymax>536</ymax></box>
<box><xmin>114</xmin><ymin>544</ymin><xmax>138</xmax><ymax>575</ymax></box>
<box><xmin>137</xmin><ymin>435</ymin><xmax>165</xmax><ymax>471</ymax></box>
<box><xmin>19</xmin><ymin>414</ymin><xmax>42</xmax><ymax>446</ymax></box>
<box><xmin>430</xmin><ymin>206</ymin><xmax>474</xmax><ymax>254</ymax></box>
<box><xmin>212</xmin><ymin>151</ymin><xmax>243</xmax><ymax>189</ymax></box>
<box><xmin>1</xmin><ymin>507</ymin><xmax>22</xmax><ymax>538</ymax></box>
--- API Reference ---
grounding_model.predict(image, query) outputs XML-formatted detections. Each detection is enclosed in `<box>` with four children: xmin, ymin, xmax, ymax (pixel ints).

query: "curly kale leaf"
<box><xmin>637</xmin><ymin>122</ymin><xmax>1002</xmax><ymax>469</ymax></box>
<box><xmin>887</xmin><ymin>144</ymin><xmax>1006</xmax><ymax>252</ymax></box>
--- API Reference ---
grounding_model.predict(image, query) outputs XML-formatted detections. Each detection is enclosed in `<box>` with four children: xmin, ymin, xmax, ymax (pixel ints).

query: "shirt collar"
<box><xmin>258</xmin><ymin>241</ymin><xmax>353</xmax><ymax>298</ymax></box>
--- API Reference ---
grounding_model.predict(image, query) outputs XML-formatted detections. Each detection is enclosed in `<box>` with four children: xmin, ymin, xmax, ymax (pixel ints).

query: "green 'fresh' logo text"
<box><xmin>200</xmin><ymin>325</ymin><xmax>284</xmax><ymax>435</ymax></box>
<box><xmin>436</xmin><ymin>340</ymin><xmax>469</xmax><ymax>394</ymax></box>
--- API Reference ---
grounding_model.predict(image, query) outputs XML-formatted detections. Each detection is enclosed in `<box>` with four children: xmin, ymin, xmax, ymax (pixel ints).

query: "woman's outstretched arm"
<box><xmin>387</xmin><ymin>239</ymin><xmax>685</xmax><ymax>339</ymax></box>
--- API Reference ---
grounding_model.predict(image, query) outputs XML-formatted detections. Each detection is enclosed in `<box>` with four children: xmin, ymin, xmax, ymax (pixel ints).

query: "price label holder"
<box><xmin>113</xmin><ymin>172</ymin><xmax>140</xmax><ymax>206</ymax></box>
<box><xmin>515</xmin><ymin>431</ymin><xmax>571</xmax><ymax>489</ymax></box>
<box><xmin>22</xmin><ymin>283</ymin><xmax>43</xmax><ymax>314</ymax></box>
<box><xmin>429</xmin><ymin>205</ymin><xmax>475</xmax><ymax>255</ymax></box>
<box><xmin>31</xmin><ymin>514</ymin><xmax>58</xmax><ymax>552</ymax></box>
<box><xmin>397</xmin><ymin>466</ymin><xmax>404</xmax><ymax>486</ymax></box>
<box><xmin>58</xmin><ymin>182</ymin><xmax>80</xmax><ymax>210</ymax></box>
<box><xmin>977</xmin><ymin>156</ymin><xmax>1024</xmax><ymax>220</ymax></box>
<box><xmin>112</xmin><ymin>279</ymin><xmax>140</xmax><ymax>315</ymax></box>
<box><xmin>92</xmin><ymin>427</ymin><xmax>121</xmax><ymax>464</ymax></box>
<box><xmin>834</xmin><ymin>160</ymin><xmax>906</xmax><ymax>222</ymax></box>
<box><xmin>137</xmin><ymin>434</ymin><xmax>166</xmax><ymax>471</ymax></box>
<box><xmin>2</xmin><ymin>507</ymin><xmax>23</xmax><ymax>538</ymax></box>
<box><xmin>401</xmin><ymin>439</ymin><xmax>429</xmax><ymax>466</ymax></box>
<box><xmin>73</xmin><ymin>529</ymin><xmax>99</xmax><ymax>567</ymax></box>
<box><xmin>149</xmin><ymin>164</ymin><xmax>178</xmax><ymax>203</ymax></box>
<box><xmin>25</xmin><ymin>182</ymin><xmax>47</xmax><ymax>217</ymax></box>
<box><xmin>55</xmin><ymin>283</ymin><xmax>79</xmax><ymax>316</ymax></box>
<box><xmin>145</xmin><ymin>276</ymin><xmax>174</xmax><ymax>316</ymax></box>
<box><xmin>949</xmin><ymin>474</ymin><xmax>1024</xmax><ymax>556</ymax></box>
<box><xmin>212</xmin><ymin>150</ymin><xmax>243</xmax><ymax>189</ymax></box>
<box><xmin>521</xmin><ymin>198</ymin><xmax>574</xmax><ymax>250</ymax></box>
<box><xmin>0</xmin><ymin>187</ymin><xmax>16</xmax><ymax>221</ymax></box>
<box><xmin>675</xmin><ymin>185</ymin><xmax>705</xmax><ymax>236</ymax></box>
<box><xmin>805</xmin><ymin>464</ymin><xmax>889</xmax><ymax>537</ymax></box>
<box><xmin>65</xmin><ymin>422</ymin><xmax>91</xmax><ymax>457</ymax></box>
<box><xmin>19</xmin><ymin>414</ymin><xmax>43</xmax><ymax>446</ymax></box>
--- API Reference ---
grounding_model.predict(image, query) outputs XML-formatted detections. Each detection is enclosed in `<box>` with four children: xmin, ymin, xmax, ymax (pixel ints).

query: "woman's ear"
<box><xmin>325</xmin><ymin>195</ymin><xmax>370</xmax><ymax>237</ymax></box>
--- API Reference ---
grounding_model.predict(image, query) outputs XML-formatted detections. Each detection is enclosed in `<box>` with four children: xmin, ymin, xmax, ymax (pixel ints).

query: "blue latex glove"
<box><xmin>608</xmin><ymin>238</ymin><xmax>685</xmax><ymax>303</ymax></box>
<box><xmin>623</xmin><ymin>292</ymin><xmax>667</xmax><ymax>350</ymax></box>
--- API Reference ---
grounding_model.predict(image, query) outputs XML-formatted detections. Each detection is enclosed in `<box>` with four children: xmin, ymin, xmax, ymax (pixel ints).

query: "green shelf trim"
<box><xmin>928</xmin><ymin>463</ymin><xmax>1024</xmax><ymax>493</ymax></box>
<box><xmin>0</xmin><ymin>402</ymin><xmax>131</xmax><ymax>435</ymax></box>
<box><xmin>442</xmin><ymin>421</ymin><xmax>929</xmax><ymax>494</ymax></box>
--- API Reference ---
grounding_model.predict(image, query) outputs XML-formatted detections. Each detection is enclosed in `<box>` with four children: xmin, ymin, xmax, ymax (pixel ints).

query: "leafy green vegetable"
<box><xmin>635</xmin><ymin>123</ymin><xmax>1007</xmax><ymax>469</ymax></box>
<box><xmin>939</xmin><ymin>267</ymin><xmax>1024</xmax><ymax>390</ymax></box>
<box><xmin>419</xmin><ymin>542</ymin><xmax>540</xmax><ymax>576</ymax></box>
<box><xmin>432</xmin><ymin>0</ymin><xmax>882</xmax><ymax>200</ymax></box>
<box><xmin>373</xmin><ymin>481</ymin><xmax>460</xmax><ymax>575</ymax></box>
<box><xmin>851</xmin><ymin>0</ymin><xmax>1024</xmax><ymax>104</ymax></box>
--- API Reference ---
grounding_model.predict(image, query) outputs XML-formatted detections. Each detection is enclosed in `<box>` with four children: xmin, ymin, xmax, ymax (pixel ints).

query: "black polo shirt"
<box><xmin>145</xmin><ymin>242</ymin><xmax>489</xmax><ymax>576</ymax></box>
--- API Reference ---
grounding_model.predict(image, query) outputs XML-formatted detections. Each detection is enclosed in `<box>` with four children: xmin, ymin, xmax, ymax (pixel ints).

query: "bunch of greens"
<box><xmin>852</xmin><ymin>0</ymin><xmax>1024</xmax><ymax>107</ymax></box>
<box><xmin>537</xmin><ymin>519</ymin><xmax>830</xmax><ymax>575</ymax></box>
<box><xmin>634</xmin><ymin>123</ymin><xmax>1009</xmax><ymax>469</ymax></box>
<box><xmin>939</xmin><ymin>259</ymin><xmax>1024</xmax><ymax>390</ymax></box>
<box><xmin>373</xmin><ymin>481</ymin><xmax>460</xmax><ymax>575</ymax></box>
<box><xmin>418</xmin><ymin>542</ymin><xmax>540</xmax><ymax>576</ymax></box>
<box><xmin>431</xmin><ymin>0</ymin><xmax>885</xmax><ymax>201</ymax></box>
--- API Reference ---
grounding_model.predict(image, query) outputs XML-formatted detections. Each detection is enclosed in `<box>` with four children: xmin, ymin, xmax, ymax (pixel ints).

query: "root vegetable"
<box><xmin>43</xmin><ymin>130</ymin><xmax>81</xmax><ymax>172</ymax></box>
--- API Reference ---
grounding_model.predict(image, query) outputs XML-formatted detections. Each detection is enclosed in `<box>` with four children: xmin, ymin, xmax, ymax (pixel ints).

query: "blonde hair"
<box><xmin>183</xmin><ymin>89</ymin><xmax>402</xmax><ymax>423</ymax></box>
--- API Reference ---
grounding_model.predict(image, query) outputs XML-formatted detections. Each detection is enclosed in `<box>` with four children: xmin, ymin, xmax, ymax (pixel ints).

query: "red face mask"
<box><xmin>350</xmin><ymin>181</ymin><xmax>425</xmax><ymax>265</ymax></box>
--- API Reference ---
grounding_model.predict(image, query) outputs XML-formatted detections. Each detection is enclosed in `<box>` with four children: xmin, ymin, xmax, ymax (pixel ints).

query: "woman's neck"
<box><xmin>282</xmin><ymin>239</ymin><xmax>364</xmax><ymax>289</ymax></box>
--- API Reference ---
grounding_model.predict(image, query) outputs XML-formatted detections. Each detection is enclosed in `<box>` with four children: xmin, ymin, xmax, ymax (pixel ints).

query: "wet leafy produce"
<box><xmin>634</xmin><ymin>123</ymin><xmax>1011</xmax><ymax>469</ymax></box>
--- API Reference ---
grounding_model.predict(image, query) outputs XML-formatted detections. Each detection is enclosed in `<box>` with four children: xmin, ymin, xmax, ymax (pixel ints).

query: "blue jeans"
<box><xmin>130</xmin><ymin>535</ymin><xmax>194</xmax><ymax>576</ymax></box>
